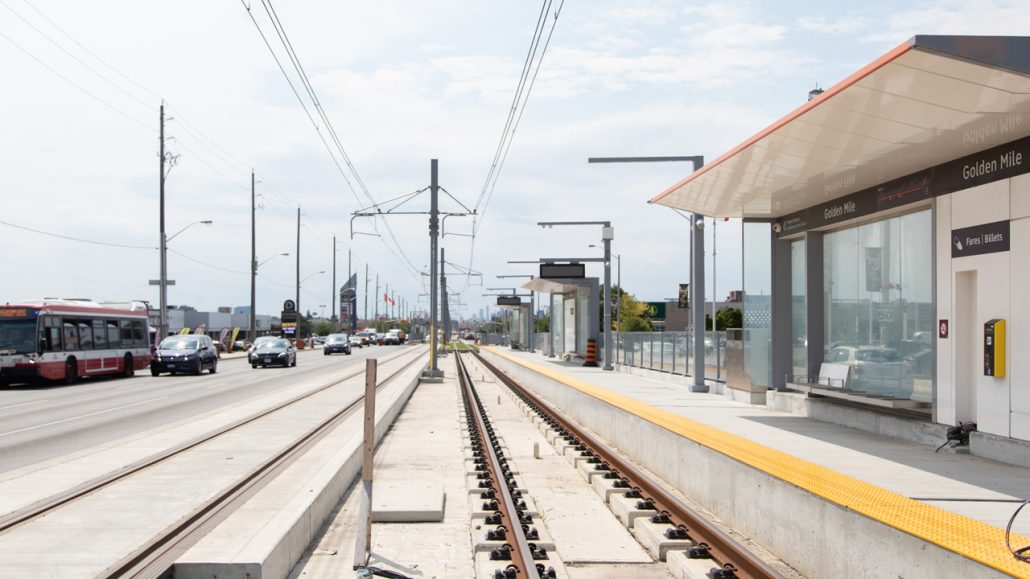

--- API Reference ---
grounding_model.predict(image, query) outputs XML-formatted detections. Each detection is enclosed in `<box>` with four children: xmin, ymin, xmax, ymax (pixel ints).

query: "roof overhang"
<box><xmin>650</xmin><ymin>36</ymin><xmax>1030</xmax><ymax>218</ymax></box>
<box><xmin>523</xmin><ymin>277</ymin><xmax>597</xmax><ymax>294</ymax></box>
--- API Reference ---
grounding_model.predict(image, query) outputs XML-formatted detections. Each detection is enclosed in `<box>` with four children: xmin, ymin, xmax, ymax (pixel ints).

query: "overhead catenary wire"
<box><xmin>240</xmin><ymin>0</ymin><xmax>424</xmax><ymax>282</ymax></box>
<box><xmin>461</xmin><ymin>0</ymin><xmax>565</xmax><ymax>291</ymax></box>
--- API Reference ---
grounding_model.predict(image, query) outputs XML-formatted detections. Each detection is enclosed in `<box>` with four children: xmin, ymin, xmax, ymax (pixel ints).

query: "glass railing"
<box><xmin>614</xmin><ymin>331</ymin><xmax>726</xmax><ymax>381</ymax></box>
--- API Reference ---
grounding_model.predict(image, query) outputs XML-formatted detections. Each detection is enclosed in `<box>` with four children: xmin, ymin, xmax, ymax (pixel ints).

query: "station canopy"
<box><xmin>650</xmin><ymin>36</ymin><xmax>1030</xmax><ymax>218</ymax></box>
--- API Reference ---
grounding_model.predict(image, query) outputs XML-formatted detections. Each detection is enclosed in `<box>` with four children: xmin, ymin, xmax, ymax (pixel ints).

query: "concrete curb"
<box><xmin>173</xmin><ymin>354</ymin><xmax>427</xmax><ymax>579</ymax></box>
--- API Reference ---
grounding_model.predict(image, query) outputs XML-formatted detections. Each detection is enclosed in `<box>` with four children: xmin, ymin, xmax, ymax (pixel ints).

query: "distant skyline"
<box><xmin>3</xmin><ymin>1</ymin><xmax>1029</xmax><ymax>319</ymax></box>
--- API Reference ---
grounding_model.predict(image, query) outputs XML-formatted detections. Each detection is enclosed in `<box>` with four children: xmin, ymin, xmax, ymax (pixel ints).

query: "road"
<box><xmin>0</xmin><ymin>345</ymin><xmax>398</xmax><ymax>474</ymax></box>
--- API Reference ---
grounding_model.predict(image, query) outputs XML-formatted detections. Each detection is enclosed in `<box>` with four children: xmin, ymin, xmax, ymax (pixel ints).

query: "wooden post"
<box><xmin>353</xmin><ymin>358</ymin><xmax>377</xmax><ymax>569</ymax></box>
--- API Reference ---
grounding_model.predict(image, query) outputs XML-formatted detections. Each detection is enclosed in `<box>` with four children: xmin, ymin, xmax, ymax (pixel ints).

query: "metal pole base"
<box><xmin>690</xmin><ymin>383</ymin><xmax>710</xmax><ymax>393</ymax></box>
<box><xmin>420</xmin><ymin>368</ymin><xmax>445</xmax><ymax>383</ymax></box>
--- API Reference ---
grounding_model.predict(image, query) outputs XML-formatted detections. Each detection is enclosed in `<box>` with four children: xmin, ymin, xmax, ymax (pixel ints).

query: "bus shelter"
<box><xmin>497</xmin><ymin>297</ymin><xmax>533</xmax><ymax>350</ymax></box>
<box><xmin>523</xmin><ymin>277</ymin><xmax>599</xmax><ymax>361</ymax></box>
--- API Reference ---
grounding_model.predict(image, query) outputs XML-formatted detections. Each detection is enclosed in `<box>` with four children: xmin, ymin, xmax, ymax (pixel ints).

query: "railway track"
<box><xmin>455</xmin><ymin>351</ymin><xmax>552</xmax><ymax>579</ymax></box>
<box><xmin>461</xmin><ymin>351</ymin><xmax>784</xmax><ymax>579</ymax></box>
<box><xmin>0</xmin><ymin>346</ymin><xmax>426</xmax><ymax>579</ymax></box>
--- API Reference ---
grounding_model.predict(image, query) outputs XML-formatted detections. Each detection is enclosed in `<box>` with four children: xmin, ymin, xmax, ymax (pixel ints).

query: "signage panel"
<box><xmin>496</xmin><ymin>296</ymin><xmax>523</xmax><ymax>306</ymax></box>
<box><xmin>540</xmin><ymin>263</ymin><xmax>585</xmax><ymax>279</ymax></box>
<box><xmin>951</xmin><ymin>220</ymin><xmax>1010</xmax><ymax>258</ymax></box>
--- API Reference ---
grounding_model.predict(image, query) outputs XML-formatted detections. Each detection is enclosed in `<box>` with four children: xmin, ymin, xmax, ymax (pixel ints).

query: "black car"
<box><xmin>151</xmin><ymin>335</ymin><xmax>218</xmax><ymax>376</ymax></box>
<box><xmin>323</xmin><ymin>333</ymin><xmax>352</xmax><ymax>355</ymax></box>
<box><xmin>251</xmin><ymin>338</ymin><xmax>297</xmax><ymax>368</ymax></box>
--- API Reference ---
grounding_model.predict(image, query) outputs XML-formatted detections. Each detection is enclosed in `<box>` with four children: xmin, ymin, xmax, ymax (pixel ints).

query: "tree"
<box><xmin>314</xmin><ymin>321</ymin><xmax>333</xmax><ymax>336</ymax></box>
<box><xmin>716</xmin><ymin>307</ymin><xmax>743</xmax><ymax>331</ymax></box>
<box><xmin>534</xmin><ymin>314</ymin><xmax>550</xmax><ymax>333</ymax></box>
<box><xmin>605</xmin><ymin>285</ymin><xmax>653</xmax><ymax>332</ymax></box>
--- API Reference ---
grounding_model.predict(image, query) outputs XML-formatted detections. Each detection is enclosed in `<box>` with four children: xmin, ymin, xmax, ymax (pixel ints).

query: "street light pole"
<box><xmin>589</xmin><ymin>154</ymin><xmax>706</xmax><ymax>389</ymax></box>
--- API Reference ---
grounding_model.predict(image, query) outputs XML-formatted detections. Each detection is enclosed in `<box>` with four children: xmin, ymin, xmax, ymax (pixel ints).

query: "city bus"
<box><xmin>0</xmin><ymin>299</ymin><xmax>151</xmax><ymax>385</ymax></box>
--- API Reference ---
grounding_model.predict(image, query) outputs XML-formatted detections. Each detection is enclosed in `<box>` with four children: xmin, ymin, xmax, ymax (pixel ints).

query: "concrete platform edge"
<box><xmin>481</xmin><ymin>348</ymin><xmax>1010</xmax><ymax>579</ymax></box>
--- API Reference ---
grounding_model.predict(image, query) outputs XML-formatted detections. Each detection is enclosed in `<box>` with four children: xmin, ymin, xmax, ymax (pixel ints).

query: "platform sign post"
<box><xmin>353</xmin><ymin>358</ymin><xmax>377</xmax><ymax>569</ymax></box>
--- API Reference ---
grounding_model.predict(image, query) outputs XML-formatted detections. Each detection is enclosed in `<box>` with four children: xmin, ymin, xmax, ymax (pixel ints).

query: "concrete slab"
<box><xmin>591</xmin><ymin>476</ymin><xmax>633</xmax><ymax>502</ymax></box>
<box><xmin>667</xmin><ymin>550</ymin><xmax>723</xmax><ymax>579</ymax></box>
<box><xmin>610</xmin><ymin>493</ymin><xmax>656</xmax><ymax>528</ymax></box>
<box><xmin>371</xmin><ymin>482</ymin><xmax>445</xmax><ymax>522</ymax></box>
<box><xmin>633</xmin><ymin>519</ymin><xmax>695</xmax><ymax>561</ymax></box>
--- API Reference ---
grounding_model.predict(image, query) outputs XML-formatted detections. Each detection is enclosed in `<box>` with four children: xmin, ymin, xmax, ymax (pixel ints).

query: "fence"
<box><xmin>616</xmin><ymin>331</ymin><xmax>727</xmax><ymax>381</ymax></box>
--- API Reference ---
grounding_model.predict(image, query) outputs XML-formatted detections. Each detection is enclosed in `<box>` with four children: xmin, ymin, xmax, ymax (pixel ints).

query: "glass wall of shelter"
<box><xmin>743</xmin><ymin>209</ymin><xmax>934</xmax><ymax>402</ymax></box>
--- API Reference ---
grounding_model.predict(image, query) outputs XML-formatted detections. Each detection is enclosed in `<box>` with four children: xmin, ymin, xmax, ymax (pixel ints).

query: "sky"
<box><xmin>2</xmin><ymin>0</ymin><xmax>1029</xmax><ymax>322</ymax></box>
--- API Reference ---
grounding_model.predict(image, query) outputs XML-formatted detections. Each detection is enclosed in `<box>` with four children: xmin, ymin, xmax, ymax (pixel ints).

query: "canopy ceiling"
<box><xmin>650</xmin><ymin>36</ymin><xmax>1030</xmax><ymax>218</ymax></box>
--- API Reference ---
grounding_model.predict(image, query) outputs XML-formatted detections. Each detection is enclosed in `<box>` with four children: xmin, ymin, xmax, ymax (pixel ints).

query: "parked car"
<box><xmin>251</xmin><ymin>338</ymin><xmax>297</xmax><ymax>368</ymax></box>
<box><xmin>248</xmin><ymin>336</ymin><xmax>279</xmax><ymax>364</ymax></box>
<box><xmin>826</xmin><ymin>346</ymin><xmax>911</xmax><ymax>394</ymax></box>
<box><xmin>151</xmin><ymin>335</ymin><xmax>218</xmax><ymax>376</ymax></box>
<box><xmin>323</xmin><ymin>333</ymin><xmax>352</xmax><ymax>355</ymax></box>
<box><xmin>348</xmin><ymin>335</ymin><xmax>364</xmax><ymax>348</ymax></box>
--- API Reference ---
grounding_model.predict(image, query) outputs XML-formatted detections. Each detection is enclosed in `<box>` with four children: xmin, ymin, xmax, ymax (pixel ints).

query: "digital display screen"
<box><xmin>0</xmin><ymin>308</ymin><xmax>34</xmax><ymax>318</ymax></box>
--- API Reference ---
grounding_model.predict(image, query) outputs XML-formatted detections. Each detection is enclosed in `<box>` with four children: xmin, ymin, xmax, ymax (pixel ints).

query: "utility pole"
<box><xmin>295</xmin><ymin>206</ymin><xmax>301</xmax><ymax>316</ymax></box>
<box><xmin>157</xmin><ymin>103</ymin><xmax>168</xmax><ymax>342</ymax></box>
<box><xmin>250</xmin><ymin>170</ymin><xmax>257</xmax><ymax>341</ymax></box>
<box><xmin>348</xmin><ymin>248</ymin><xmax>354</xmax><ymax>333</ymax></box>
<box><xmin>332</xmin><ymin>235</ymin><xmax>337</xmax><ymax>333</ymax></box>
<box><xmin>385</xmin><ymin>283</ymin><xmax>390</xmax><ymax>320</ymax></box>
<box><xmin>374</xmin><ymin>274</ymin><xmax>380</xmax><ymax>321</ymax></box>
<box><xmin>364</xmin><ymin>263</ymin><xmax>369</xmax><ymax>325</ymax></box>
<box><xmin>441</xmin><ymin>247</ymin><xmax>449</xmax><ymax>346</ymax></box>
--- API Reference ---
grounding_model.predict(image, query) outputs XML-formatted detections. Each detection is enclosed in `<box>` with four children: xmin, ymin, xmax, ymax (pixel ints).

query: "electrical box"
<box><xmin>984</xmin><ymin>319</ymin><xmax>1006</xmax><ymax>378</ymax></box>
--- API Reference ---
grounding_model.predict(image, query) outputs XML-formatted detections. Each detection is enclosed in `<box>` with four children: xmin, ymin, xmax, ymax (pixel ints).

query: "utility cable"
<box><xmin>0</xmin><ymin>219</ymin><xmax>154</xmax><ymax>249</ymax></box>
<box><xmin>1006</xmin><ymin>500</ymin><xmax>1030</xmax><ymax>563</ymax></box>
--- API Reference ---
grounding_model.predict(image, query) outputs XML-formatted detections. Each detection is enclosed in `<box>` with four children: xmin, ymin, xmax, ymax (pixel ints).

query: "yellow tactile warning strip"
<box><xmin>483</xmin><ymin>347</ymin><xmax>1030</xmax><ymax>578</ymax></box>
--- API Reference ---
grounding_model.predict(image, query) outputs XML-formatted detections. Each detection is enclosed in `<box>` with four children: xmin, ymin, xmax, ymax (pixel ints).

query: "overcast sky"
<box><xmin>2</xmin><ymin>0</ymin><xmax>1028</xmax><ymax>321</ymax></box>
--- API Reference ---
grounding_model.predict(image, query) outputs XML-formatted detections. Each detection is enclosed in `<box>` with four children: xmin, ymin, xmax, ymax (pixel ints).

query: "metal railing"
<box><xmin>615</xmin><ymin>330</ymin><xmax>726</xmax><ymax>381</ymax></box>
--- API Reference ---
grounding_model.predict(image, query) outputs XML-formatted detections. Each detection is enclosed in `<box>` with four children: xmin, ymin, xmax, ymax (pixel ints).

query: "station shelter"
<box><xmin>651</xmin><ymin>36</ymin><xmax>1030</xmax><ymax>443</ymax></box>
<box><xmin>496</xmin><ymin>296</ymin><xmax>533</xmax><ymax>351</ymax></box>
<box><xmin>523</xmin><ymin>276</ymin><xmax>599</xmax><ymax>361</ymax></box>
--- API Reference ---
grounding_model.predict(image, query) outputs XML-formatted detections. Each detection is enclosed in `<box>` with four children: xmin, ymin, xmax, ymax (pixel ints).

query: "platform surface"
<box><xmin>484</xmin><ymin>346</ymin><xmax>1030</xmax><ymax>578</ymax></box>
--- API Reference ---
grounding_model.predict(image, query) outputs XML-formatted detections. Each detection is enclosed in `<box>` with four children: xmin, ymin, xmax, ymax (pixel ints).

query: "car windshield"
<box><xmin>257</xmin><ymin>340</ymin><xmax>289</xmax><ymax>350</ymax></box>
<box><xmin>160</xmin><ymin>338</ymin><xmax>199</xmax><ymax>350</ymax></box>
<box><xmin>327</xmin><ymin>335</ymin><xmax>347</xmax><ymax>343</ymax></box>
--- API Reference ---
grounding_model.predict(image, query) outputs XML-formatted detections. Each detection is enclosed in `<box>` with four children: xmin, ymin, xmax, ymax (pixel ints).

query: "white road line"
<box><xmin>0</xmin><ymin>396</ymin><xmax>168</xmax><ymax>438</ymax></box>
<box><xmin>0</xmin><ymin>399</ymin><xmax>49</xmax><ymax>411</ymax></box>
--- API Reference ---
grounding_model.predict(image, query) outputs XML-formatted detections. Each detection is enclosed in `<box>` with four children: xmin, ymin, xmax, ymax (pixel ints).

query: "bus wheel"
<box><xmin>123</xmin><ymin>354</ymin><xmax>135</xmax><ymax>377</ymax></box>
<box><xmin>65</xmin><ymin>358</ymin><xmax>78</xmax><ymax>385</ymax></box>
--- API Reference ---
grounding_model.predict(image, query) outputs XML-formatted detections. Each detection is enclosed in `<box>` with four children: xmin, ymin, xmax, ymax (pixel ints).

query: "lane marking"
<box><xmin>0</xmin><ymin>399</ymin><xmax>49</xmax><ymax>411</ymax></box>
<box><xmin>0</xmin><ymin>396</ymin><xmax>168</xmax><ymax>438</ymax></box>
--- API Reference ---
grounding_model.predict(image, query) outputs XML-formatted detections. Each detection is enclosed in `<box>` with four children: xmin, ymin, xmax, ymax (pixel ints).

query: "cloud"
<box><xmin>797</xmin><ymin>16</ymin><xmax>870</xmax><ymax>36</ymax></box>
<box><xmin>863</xmin><ymin>0</ymin><xmax>1030</xmax><ymax>44</ymax></box>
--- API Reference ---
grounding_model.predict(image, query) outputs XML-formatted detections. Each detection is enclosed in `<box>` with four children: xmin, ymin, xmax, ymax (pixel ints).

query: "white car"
<box><xmin>348</xmin><ymin>335</ymin><xmax>364</xmax><ymax>348</ymax></box>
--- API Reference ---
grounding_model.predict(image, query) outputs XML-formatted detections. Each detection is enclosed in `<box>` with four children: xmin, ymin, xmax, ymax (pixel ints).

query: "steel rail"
<box><xmin>103</xmin><ymin>347</ymin><xmax>427</xmax><ymax>578</ymax></box>
<box><xmin>455</xmin><ymin>352</ymin><xmax>540</xmax><ymax>579</ymax></box>
<box><xmin>474</xmin><ymin>352</ymin><xmax>782</xmax><ymax>579</ymax></box>
<box><xmin>0</xmin><ymin>346</ymin><xmax>420</xmax><ymax>536</ymax></box>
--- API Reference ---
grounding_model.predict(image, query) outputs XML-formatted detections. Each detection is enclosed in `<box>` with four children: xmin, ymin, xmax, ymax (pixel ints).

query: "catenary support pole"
<box><xmin>158</xmin><ymin>103</ymin><xmax>168</xmax><ymax>342</ymax></box>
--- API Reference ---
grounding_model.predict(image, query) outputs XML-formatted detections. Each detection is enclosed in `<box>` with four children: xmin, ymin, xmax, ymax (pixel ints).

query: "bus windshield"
<box><xmin>0</xmin><ymin>311</ymin><xmax>38</xmax><ymax>355</ymax></box>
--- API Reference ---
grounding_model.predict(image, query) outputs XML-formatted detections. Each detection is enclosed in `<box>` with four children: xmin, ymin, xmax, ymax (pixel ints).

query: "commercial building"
<box><xmin>652</xmin><ymin>36</ymin><xmax>1030</xmax><ymax>445</ymax></box>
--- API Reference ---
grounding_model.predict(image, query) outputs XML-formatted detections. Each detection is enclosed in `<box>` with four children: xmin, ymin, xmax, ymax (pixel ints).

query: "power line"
<box><xmin>167</xmin><ymin>248</ymin><xmax>249</xmax><ymax>275</ymax></box>
<box><xmin>0</xmin><ymin>27</ymin><xmax>153</xmax><ymax>132</ymax></box>
<box><xmin>0</xmin><ymin>218</ymin><xmax>154</xmax><ymax>249</ymax></box>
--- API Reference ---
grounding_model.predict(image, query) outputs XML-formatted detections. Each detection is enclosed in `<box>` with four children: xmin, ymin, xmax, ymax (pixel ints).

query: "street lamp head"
<box><xmin>200</xmin><ymin>220</ymin><xmax>213</xmax><ymax>225</ymax></box>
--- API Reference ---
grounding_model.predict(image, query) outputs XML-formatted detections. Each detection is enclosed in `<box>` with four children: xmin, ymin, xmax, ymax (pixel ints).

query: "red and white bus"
<box><xmin>0</xmin><ymin>299</ymin><xmax>151</xmax><ymax>385</ymax></box>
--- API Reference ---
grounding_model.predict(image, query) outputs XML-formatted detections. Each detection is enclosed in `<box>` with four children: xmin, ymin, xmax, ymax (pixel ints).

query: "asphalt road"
<box><xmin>0</xmin><ymin>344</ymin><xmax>405</xmax><ymax>474</ymax></box>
